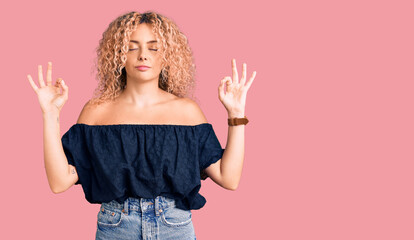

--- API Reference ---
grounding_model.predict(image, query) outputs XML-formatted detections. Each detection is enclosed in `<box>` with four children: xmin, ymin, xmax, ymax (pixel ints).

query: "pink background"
<box><xmin>1</xmin><ymin>0</ymin><xmax>413</xmax><ymax>239</ymax></box>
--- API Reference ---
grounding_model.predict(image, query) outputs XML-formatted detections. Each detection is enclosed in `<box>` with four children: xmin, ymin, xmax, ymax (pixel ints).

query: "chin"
<box><xmin>132</xmin><ymin>75</ymin><xmax>158</xmax><ymax>81</ymax></box>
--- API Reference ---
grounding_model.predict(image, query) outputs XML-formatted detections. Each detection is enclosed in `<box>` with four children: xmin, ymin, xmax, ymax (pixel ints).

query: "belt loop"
<box><xmin>155</xmin><ymin>196</ymin><xmax>160</xmax><ymax>216</ymax></box>
<box><xmin>123</xmin><ymin>198</ymin><xmax>128</xmax><ymax>215</ymax></box>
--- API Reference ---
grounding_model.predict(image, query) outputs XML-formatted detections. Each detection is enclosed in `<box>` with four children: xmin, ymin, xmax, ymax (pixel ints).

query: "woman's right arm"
<box><xmin>28</xmin><ymin>62</ymin><xmax>78</xmax><ymax>194</ymax></box>
<box><xmin>43</xmin><ymin>110</ymin><xmax>78</xmax><ymax>193</ymax></box>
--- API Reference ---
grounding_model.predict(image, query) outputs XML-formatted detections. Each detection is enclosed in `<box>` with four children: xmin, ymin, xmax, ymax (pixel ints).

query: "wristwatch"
<box><xmin>228</xmin><ymin>116</ymin><xmax>249</xmax><ymax>126</ymax></box>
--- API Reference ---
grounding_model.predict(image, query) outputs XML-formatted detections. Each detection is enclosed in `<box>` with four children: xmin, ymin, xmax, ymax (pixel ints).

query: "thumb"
<box><xmin>218</xmin><ymin>78</ymin><xmax>226</xmax><ymax>100</ymax></box>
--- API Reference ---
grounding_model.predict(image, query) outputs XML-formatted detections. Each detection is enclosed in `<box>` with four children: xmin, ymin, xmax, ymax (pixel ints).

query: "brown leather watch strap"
<box><xmin>228</xmin><ymin>116</ymin><xmax>249</xmax><ymax>126</ymax></box>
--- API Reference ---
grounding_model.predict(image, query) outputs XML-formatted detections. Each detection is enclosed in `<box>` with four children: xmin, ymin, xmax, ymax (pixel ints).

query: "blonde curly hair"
<box><xmin>88</xmin><ymin>11</ymin><xmax>198</xmax><ymax>105</ymax></box>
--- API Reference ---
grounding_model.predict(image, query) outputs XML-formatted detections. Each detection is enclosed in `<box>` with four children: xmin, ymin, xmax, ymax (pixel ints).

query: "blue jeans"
<box><xmin>95</xmin><ymin>196</ymin><xmax>196</xmax><ymax>240</ymax></box>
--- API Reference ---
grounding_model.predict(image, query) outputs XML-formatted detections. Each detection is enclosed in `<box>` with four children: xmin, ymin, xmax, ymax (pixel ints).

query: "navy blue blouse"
<box><xmin>61</xmin><ymin>123</ymin><xmax>225</xmax><ymax>210</ymax></box>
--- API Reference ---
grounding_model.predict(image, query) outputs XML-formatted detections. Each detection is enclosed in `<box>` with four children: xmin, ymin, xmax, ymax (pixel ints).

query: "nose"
<box><xmin>138</xmin><ymin>48</ymin><xmax>148</xmax><ymax>61</ymax></box>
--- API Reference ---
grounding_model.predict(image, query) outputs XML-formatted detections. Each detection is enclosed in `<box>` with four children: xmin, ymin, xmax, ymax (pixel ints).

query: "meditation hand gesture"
<box><xmin>27</xmin><ymin>62</ymin><xmax>69</xmax><ymax>114</ymax></box>
<box><xmin>218</xmin><ymin>59</ymin><xmax>256</xmax><ymax>118</ymax></box>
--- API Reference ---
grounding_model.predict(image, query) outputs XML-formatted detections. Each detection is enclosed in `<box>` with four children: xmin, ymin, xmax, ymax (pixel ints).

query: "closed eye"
<box><xmin>129</xmin><ymin>48</ymin><xmax>158</xmax><ymax>51</ymax></box>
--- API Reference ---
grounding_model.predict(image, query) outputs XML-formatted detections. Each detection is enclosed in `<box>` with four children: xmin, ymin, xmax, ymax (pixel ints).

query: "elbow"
<box><xmin>224</xmin><ymin>182</ymin><xmax>239</xmax><ymax>191</ymax></box>
<box><xmin>220</xmin><ymin>175</ymin><xmax>240</xmax><ymax>191</ymax></box>
<box><xmin>52</xmin><ymin>186</ymin><xmax>70</xmax><ymax>194</ymax></box>
<box><xmin>50</xmin><ymin>182</ymin><xmax>68</xmax><ymax>194</ymax></box>
<box><xmin>50</xmin><ymin>166</ymin><xmax>76</xmax><ymax>194</ymax></box>
<box><xmin>51</xmin><ymin>186</ymin><xmax>63</xmax><ymax>194</ymax></box>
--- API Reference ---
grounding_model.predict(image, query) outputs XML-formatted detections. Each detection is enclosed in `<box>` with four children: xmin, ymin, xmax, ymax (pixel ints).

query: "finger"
<box><xmin>46</xmin><ymin>62</ymin><xmax>52</xmax><ymax>86</ymax></box>
<box><xmin>240</xmin><ymin>63</ymin><xmax>247</xmax><ymax>85</ymax></box>
<box><xmin>219</xmin><ymin>77</ymin><xmax>231</xmax><ymax>96</ymax></box>
<box><xmin>55</xmin><ymin>78</ymin><xmax>61</xmax><ymax>88</ymax></box>
<box><xmin>38</xmin><ymin>65</ymin><xmax>45</xmax><ymax>87</ymax></box>
<box><xmin>245</xmin><ymin>71</ymin><xmax>257</xmax><ymax>89</ymax></box>
<box><xmin>27</xmin><ymin>74</ymin><xmax>39</xmax><ymax>93</ymax></box>
<box><xmin>224</xmin><ymin>76</ymin><xmax>232</xmax><ymax>88</ymax></box>
<box><xmin>232</xmin><ymin>58</ymin><xmax>238</xmax><ymax>84</ymax></box>
<box><xmin>60</xmin><ymin>79</ymin><xmax>69</xmax><ymax>100</ymax></box>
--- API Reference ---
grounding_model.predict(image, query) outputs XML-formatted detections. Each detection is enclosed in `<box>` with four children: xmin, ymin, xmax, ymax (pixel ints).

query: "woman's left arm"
<box><xmin>205</xmin><ymin>58</ymin><xmax>256</xmax><ymax>190</ymax></box>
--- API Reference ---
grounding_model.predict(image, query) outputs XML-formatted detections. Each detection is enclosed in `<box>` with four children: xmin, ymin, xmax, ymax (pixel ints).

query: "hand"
<box><xmin>27</xmin><ymin>62</ymin><xmax>68</xmax><ymax>114</ymax></box>
<box><xmin>218</xmin><ymin>58</ymin><xmax>256</xmax><ymax>117</ymax></box>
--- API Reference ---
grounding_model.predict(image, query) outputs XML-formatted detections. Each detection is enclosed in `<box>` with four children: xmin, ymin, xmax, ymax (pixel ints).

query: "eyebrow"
<box><xmin>129</xmin><ymin>40</ymin><xmax>157</xmax><ymax>44</ymax></box>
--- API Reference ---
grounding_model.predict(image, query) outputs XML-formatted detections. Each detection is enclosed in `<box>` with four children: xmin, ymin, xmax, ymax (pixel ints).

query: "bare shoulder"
<box><xmin>76</xmin><ymin>99</ymin><xmax>107</xmax><ymax>124</ymax></box>
<box><xmin>176</xmin><ymin>97</ymin><xmax>208</xmax><ymax>125</ymax></box>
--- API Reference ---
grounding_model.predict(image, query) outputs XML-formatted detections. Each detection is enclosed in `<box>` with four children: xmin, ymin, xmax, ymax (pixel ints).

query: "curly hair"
<box><xmin>88</xmin><ymin>11</ymin><xmax>197</xmax><ymax>105</ymax></box>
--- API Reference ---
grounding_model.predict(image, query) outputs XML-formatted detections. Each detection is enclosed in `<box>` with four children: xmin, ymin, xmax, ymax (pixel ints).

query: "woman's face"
<box><xmin>124</xmin><ymin>23</ymin><xmax>163</xmax><ymax>83</ymax></box>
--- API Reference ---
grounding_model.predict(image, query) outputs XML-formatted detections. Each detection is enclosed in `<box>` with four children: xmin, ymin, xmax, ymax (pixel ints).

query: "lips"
<box><xmin>136</xmin><ymin>66</ymin><xmax>150</xmax><ymax>71</ymax></box>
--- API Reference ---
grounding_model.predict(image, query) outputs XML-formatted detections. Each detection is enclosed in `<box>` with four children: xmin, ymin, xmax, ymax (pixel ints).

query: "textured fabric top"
<box><xmin>60</xmin><ymin>123</ymin><xmax>225</xmax><ymax>210</ymax></box>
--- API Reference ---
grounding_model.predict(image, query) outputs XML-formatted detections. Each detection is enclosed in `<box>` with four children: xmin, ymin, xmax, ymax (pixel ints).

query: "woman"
<box><xmin>27</xmin><ymin>11</ymin><xmax>256</xmax><ymax>240</ymax></box>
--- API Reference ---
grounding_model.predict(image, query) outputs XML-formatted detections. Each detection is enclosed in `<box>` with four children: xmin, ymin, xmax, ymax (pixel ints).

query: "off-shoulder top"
<box><xmin>60</xmin><ymin>123</ymin><xmax>225</xmax><ymax>210</ymax></box>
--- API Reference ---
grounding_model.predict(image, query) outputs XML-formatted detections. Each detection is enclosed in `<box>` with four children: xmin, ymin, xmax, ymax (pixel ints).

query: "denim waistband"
<box><xmin>100</xmin><ymin>196</ymin><xmax>176</xmax><ymax>216</ymax></box>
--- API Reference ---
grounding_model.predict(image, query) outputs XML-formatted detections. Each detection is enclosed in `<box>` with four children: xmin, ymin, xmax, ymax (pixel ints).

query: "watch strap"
<box><xmin>228</xmin><ymin>116</ymin><xmax>249</xmax><ymax>126</ymax></box>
